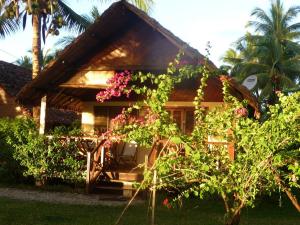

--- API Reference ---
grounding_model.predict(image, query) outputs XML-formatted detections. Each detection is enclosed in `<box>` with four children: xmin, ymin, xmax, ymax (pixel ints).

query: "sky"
<box><xmin>0</xmin><ymin>0</ymin><xmax>299</xmax><ymax>67</ymax></box>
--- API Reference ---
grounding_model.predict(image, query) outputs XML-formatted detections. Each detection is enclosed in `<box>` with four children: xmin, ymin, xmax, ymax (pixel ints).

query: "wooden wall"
<box><xmin>0</xmin><ymin>86</ymin><xmax>24</xmax><ymax>118</ymax></box>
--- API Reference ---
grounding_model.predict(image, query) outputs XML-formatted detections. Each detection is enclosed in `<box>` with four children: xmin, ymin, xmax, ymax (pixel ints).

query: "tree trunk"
<box><xmin>223</xmin><ymin>197</ymin><xmax>243</xmax><ymax>225</ymax></box>
<box><xmin>32</xmin><ymin>13</ymin><xmax>41</xmax><ymax>78</ymax></box>
<box><xmin>32</xmin><ymin>13</ymin><xmax>42</xmax><ymax>123</ymax></box>
<box><xmin>225</xmin><ymin>210</ymin><xmax>241</xmax><ymax>225</ymax></box>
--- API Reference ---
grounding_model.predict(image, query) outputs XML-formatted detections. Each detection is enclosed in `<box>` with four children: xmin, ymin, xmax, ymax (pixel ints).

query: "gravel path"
<box><xmin>0</xmin><ymin>187</ymin><xmax>142</xmax><ymax>206</ymax></box>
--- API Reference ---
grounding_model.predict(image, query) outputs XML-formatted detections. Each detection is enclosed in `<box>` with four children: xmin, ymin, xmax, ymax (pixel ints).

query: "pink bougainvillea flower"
<box><xmin>96</xmin><ymin>70</ymin><xmax>132</xmax><ymax>102</ymax></box>
<box><xmin>234</xmin><ymin>107</ymin><xmax>248</xmax><ymax>118</ymax></box>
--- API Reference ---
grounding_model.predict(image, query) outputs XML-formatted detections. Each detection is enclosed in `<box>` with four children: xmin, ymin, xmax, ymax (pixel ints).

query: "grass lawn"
<box><xmin>0</xmin><ymin>195</ymin><xmax>299</xmax><ymax>225</ymax></box>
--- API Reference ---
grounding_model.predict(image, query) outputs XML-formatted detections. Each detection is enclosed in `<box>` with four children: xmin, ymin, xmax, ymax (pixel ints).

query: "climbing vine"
<box><xmin>96</xmin><ymin>53</ymin><xmax>300</xmax><ymax>225</ymax></box>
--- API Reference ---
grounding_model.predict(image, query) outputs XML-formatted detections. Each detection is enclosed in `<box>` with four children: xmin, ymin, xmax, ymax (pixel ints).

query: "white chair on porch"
<box><xmin>117</xmin><ymin>141</ymin><xmax>138</xmax><ymax>167</ymax></box>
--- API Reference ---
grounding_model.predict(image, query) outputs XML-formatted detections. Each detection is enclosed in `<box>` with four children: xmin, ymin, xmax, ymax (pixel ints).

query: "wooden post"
<box><xmin>144</xmin><ymin>155</ymin><xmax>148</xmax><ymax>173</ymax></box>
<box><xmin>86</xmin><ymin>151</ymin><xmax>91</xmax><ymax>193</ymax></box>
<box><xmin>228</xmin><ymin>143</ymin><xmax>235</xmax><ymax>161</ymax></box>
<box><xmin>151</xmin><ymin>170</ymin><xmax>157</xmax><ymax>225</ymax></box>
<box><xmin>100</xmin><ymin>146</ymin><xmax>105</xmax><ymax>165</ymax></box>
<box><xmin>39</xmin><ymin>95</ymin><xmax>47</xmax><ymax>135</ymax></box>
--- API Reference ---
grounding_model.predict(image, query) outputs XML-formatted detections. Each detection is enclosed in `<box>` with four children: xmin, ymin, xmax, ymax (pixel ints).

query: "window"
<box><xmin>94</xmin><ymin>106</ymin><xmax>124</xmax><ymax>134</ymax></box>
<box><xmin>94</xmin><ymin>106</ymin><xmax>139</xmax><ymax>134</ymax></box>
<box><xmin>167</xmin><ymin>108</ymin><xmax>195</xmax><ymax>134</ymax></box>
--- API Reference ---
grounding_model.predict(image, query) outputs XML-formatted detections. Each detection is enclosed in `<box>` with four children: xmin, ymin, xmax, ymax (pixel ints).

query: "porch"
<box><xmin>48</xmin><ymin>135</ymin><xmax>158</xmax><ymax>197</ymax></box>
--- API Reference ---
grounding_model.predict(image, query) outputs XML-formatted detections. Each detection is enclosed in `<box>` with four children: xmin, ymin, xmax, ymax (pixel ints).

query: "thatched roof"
<box><xmin>17</xmin><ymin>0</ymin><xmax>212</xmax><ymax>110</ymax></box>
<box><xmin>17</xmin><ymin>0</ymin><xmax>259</xmax><ymax>115</ymax></box>
<box><xmin>0</xmin><ymin>61</ymin><xmax>31</xmax><ymax>97</ymax></box>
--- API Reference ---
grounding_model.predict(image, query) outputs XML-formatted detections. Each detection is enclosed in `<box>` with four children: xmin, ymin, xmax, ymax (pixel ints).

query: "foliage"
<box><xmin>0</xmin><ymin>117</ymin><xmax>85</xmax><ymax>183</ymax></box>
<box><xmin>221</xmin><ymin>0</ymin><xmax>300</xmax><ymax>106</ymax></box>
<box><xmin>97</xmin><ymin>54</ymin><xmax>206</xmax><ymax>147</ymax></box>
<box><xmin>0</xmin><ymin>118</ymin><xmax>24</xmax><ymax>182</ymax></box>
<box><xmin>97</xmin><ymin>52</ymin><xmax>300</xmax><ymax>224</ymax></box>
<box><xmin>98</xmin><ymin>0</ymin><xmax>154</xmax><ymax>13</ymax></box>
<box><xmin>0</xmin><ymin>0</ymin><xmax>90</xmax><ymax>78</ymax></box>
<box><xmin>14</xmin><ymin>55</ymin><xmax>32</xmax><ymax>69</ymax></box>
<box><xmin>0</xmin><ymin>0</ymin><xmax>89</xmax><ymax>39</ymax></box>
<box><xmin>55</xmin><ymin>0</ymin><xmax>154</xmax><ymax>50</ymax></box>
<box><xmin>0</xmin><ymin>3</ymin><xmax>18</xmax><ymax>38</ymax></box>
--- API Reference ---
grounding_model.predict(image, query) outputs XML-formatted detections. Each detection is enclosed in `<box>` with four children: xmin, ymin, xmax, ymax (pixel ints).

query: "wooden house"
<box><xmin>0</xmin><ymin>61</ymin><xmax>31</xmax><ymax>117</ymax></box>
<box><xmin>0</xmin><ymin>61</ymin><xmax>79</xmax><ymax>128</ymax></box>
<box><xmin>17</xmin><ymin>0</ymin><xmax>259</xmax><ymax>194</ymax></box>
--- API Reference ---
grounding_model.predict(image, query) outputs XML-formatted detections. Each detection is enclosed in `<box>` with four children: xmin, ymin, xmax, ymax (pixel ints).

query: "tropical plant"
<box><xmin>96</xmin><ymin>55</ymin><xmax>300</xmax><ymax>225</ymax></box>
<box><xmin>15</xmin><ymin>55</ymin><xmax>32</xmax><ymax>69</ymax></box>
<box><xmin>15</xmin><ymin>47</ymin><xmax>61</xmax><ymax>69</ymax></box>
<box><xmin>0</xmin><ymin>118</ymin><xmax>25</xmax><ymax>183</ymax></box>
<box><xmin>99</xmin><ymin>0</ymin><xmax>154</xmax><ymax>13</ymax></box>
<box><xmin>54</xmin><ymin>5</ymin><xmax>101</xmax><ymax>49</ymax></box>
<box><xmin>1</xmin><ymin>117</ymin><xmax>85</xmax><ymax>183</ymax></box>
<box><xmin>55</xmin><ymin>0</ymin><xmax>154</xmax><ymax>49</ymax></box>
<box><xmin>0</xmin><ymin>0</ymin><xmax>90</xmax><ymax>78</ymax></box>
<box><xmin>222</xmin><ymin>0</ymin><xmax>300</xmax><ymax>105</ymax></box>
<box><xmin>0</xmin><ymin>4</ymin><xmax>18</xmax><ymax>38</ymax></box>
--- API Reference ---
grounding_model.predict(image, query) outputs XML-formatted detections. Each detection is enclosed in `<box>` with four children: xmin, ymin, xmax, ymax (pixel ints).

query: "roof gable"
<box><xmin>18</xmin><ymin>0</ymin><xmax>209</xmax><ymax>101</ymax></box>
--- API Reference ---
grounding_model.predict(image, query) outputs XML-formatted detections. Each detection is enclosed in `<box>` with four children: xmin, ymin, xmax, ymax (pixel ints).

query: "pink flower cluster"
<box><xmin>96</xmin><ymin>71</ymin><xmax>132</xmax><ymax>102</ymax></box>
<box><xmin>110</xmin><ymin>109</ymin><xmax>128</xmax><ymax>127</ymax></box>
<box><xmin>101</xmin><ymin>109</ymin><xmax>159</xmax><ymax>148</ymax></box>
<box><xmin>235</xmin><ymin>107</ymin><xmax>248</xmax><ymax>118</ymax></box>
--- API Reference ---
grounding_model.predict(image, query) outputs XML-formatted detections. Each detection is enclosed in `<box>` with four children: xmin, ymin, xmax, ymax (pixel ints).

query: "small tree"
<box><xmin>97</xmin><ymin>55</ymin><xmax>300</xmax><ymax>225</ymax></box>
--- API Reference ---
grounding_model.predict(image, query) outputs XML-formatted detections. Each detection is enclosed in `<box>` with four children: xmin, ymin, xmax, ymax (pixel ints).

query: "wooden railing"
<box><xmin>44</xmin><ymin>136</ymin><xmax>235</xmax><ymax>194</ymax></box>
<box><xmin>46</xmin><ymin>135</ymin><xmax>109</xmax><ymax>193</ymax></box>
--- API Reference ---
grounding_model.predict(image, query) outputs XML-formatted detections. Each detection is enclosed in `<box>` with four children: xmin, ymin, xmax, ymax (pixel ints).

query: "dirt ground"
<box><xmin>0</xmin><ymin>187</ymin><xmax>143</xmax><ymax>206</ymax></box>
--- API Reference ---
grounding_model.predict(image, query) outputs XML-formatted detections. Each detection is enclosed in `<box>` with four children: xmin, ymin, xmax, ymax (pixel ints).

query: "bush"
<box><xmin>0</xmin><ymin>118</ymin><xmax>25</xmax><ymax>183</ymax></box>
<box><xmin>0</xmin><ymin>117</ymin><xmax>85</xmax><ymax>184</ymax></box>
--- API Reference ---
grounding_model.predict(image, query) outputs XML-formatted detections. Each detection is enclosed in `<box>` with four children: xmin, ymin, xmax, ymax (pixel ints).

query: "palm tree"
<box><xmin>99</xmin><ymin>0</ymin><xmax>154</xmax><ymax>13</ymax></box>
<box><xmin>0</xmin><ymin>5</ymin><xmax>19</xmax><ymax>38</ymax></box>
<box><xmin>55</xmin><ymin>0</ymin><xmax>154</xmax><ymax>49</ymax></box>
<box><xmin>1</xmin><ymin>1</ymin><xmax>153</xmax><ymax>79</ymax></box>
<box><xmin>222</xmin><ymin>0</ymin><xmax>300</xmax><ymax>104</ymax></box>
<box><xmin>0</xmin><ymin>1</ymin><xmax>90</xmax><ymax>78</ymax></box>
<box><xmin>15</xmin><ymin>55</ymin><xmax>32</xmax><ymax>69</ymax></box>
<box><xmin>15</xmin><ymin>48</ymin><xmax>59</xmax><ymax>70</ymax></box>
<box><xmin>55</xmin><ymin>6</ymin><xmax>101</xmax><ymax>49</ymax></box>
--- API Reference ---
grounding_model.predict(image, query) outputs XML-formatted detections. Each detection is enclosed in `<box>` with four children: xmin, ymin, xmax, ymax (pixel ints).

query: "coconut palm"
<box><xmin>0</xmin><ymin>4</ymin><xmax>18</xmax><ymax>38</ymax></box>
<box><xmin>99</xmin><ymin>0</ymin><xmax>154</xmax><ymax>13</ymax></box>
<box><xmin>55</xmin><ymin>6</ymin><xmax>101</xmax><ymax>49</ymax></box>
<box><xmin>1</xmin><ymin>1</ymin><xmax>153</xmax><ymax>79</ymax></box>
<box><xmin>55</xmin><ymin>0</ymin><xmax>154</xmax><ymax>49</ymax></box>
<box><xmin>222</xmin><ymin>0</ymin><xmax>300</xmax><ymax>104</ymax></box>
<box><xmin>0</xmin><ymin>1</ymin><xmax>90</xmax><ymax>78</ymax></box>
<box><xmin>15</xmin><ymin>55</ymin><xmax>32</xmax><ymax>69</ymax></box>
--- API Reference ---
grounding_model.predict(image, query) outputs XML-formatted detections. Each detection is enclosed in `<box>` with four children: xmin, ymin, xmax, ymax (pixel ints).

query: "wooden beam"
<box><xmin>59</xmin><ymin>84</ymin><xmax>108</xmax><ymax>89</ymax></box>
<box><xmin>86</xmin><ymin>151</ymin><xmax>91</xmax><ymax>193</ymax></box>
<box><xmin>39</xmin><ymin>95</ymin><xmax>47</xmax><ymax>135</ymax></box>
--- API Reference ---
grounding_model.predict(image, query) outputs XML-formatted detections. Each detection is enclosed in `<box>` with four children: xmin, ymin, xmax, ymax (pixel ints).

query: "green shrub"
<box><xmin>0</xmin><ymin>118</ymin><xmax>25</xmax><ymax>183</ymax></box>
<box><xmin>0</xmin><ymin>117</ymin><xmax>85</xmax><ymax>184</ymax></box>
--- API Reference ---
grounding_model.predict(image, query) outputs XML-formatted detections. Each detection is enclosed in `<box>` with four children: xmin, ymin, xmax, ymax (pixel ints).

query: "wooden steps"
<box><xmin>93</xmin><ymin>169</ymin><xmax>144</xmax><ymax>197</ymax></box>
<box><xmin>94</xmin><ymin>180</ymin><xmax>139</xmax><ymax>198</ymax></box>
<box><xmin>105</xmin><ymin>171</ymin><xmax>143</xmax><ymax>182</ymax></box>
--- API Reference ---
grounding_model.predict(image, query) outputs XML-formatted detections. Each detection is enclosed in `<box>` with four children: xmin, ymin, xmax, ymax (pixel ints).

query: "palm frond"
<box><xmin>282</xmin><ymin>6</ymin><xmax>300</xmax><ymax>24</ymax></box>
<box><xmin>96</xmin><ymin>0</ymin><xmax>154</xmax><ymax>13</ymax></box>
<box><xmin>55</xmin><ymin>35</ymin><xmax>76</xmax><ymax>48</ymax></box>
<box><xmin>279</xmin><ymin>75</ymin><xmax>299</xmax><ymax>89</ymax></box>
<box><xmin>81</xmin><ymin>6</ymin><xmax>101</xmax><ymax>24</ymax></box>
<box><xmin>259</xmin><ymin>81</ymin><xmax>273</xmax><ymax>102</ymax></box>
<box><xmin>0</xmin><ymin>7</ymin><xmax>19</xmax><ymax>38</ymax></box>
<box><xmin>57</xmin><ymin>0</ymin><xmax>91</xmax><ymax>34</ymax></box>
